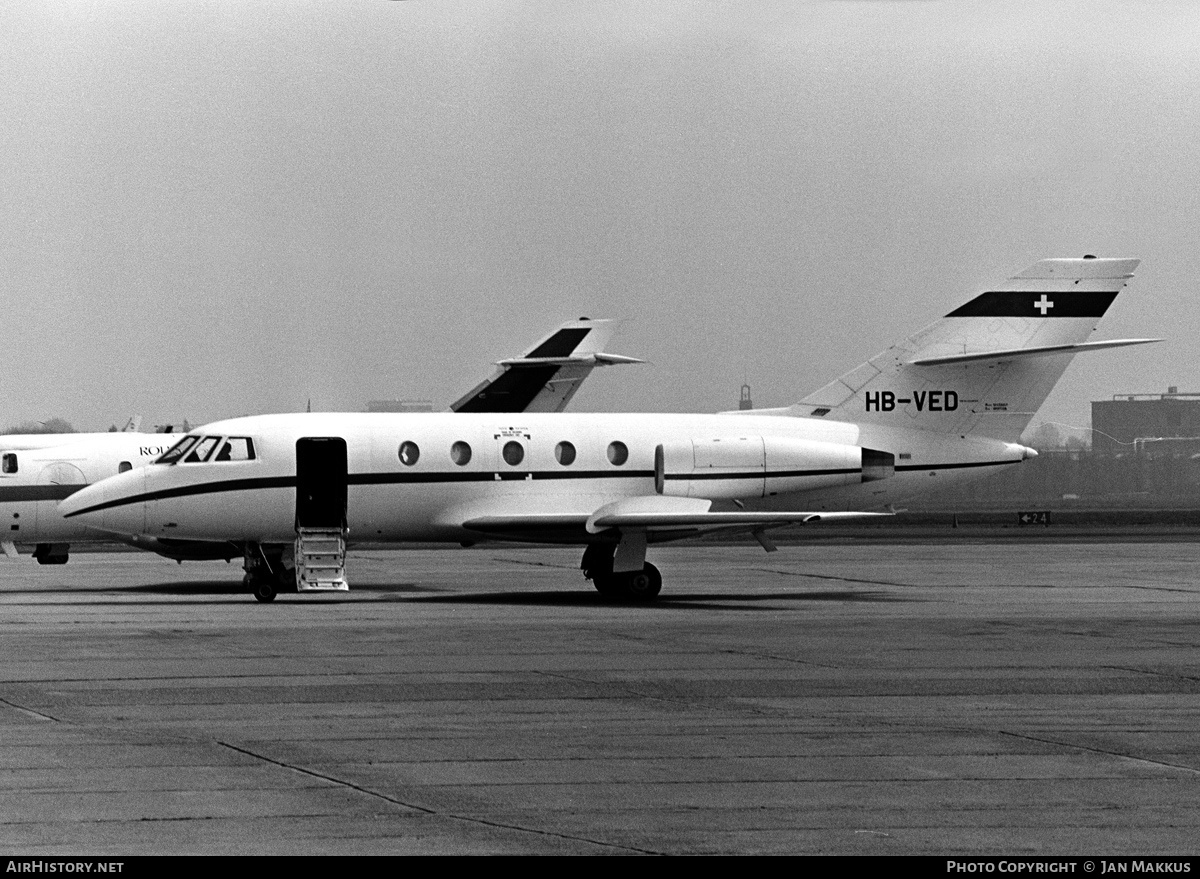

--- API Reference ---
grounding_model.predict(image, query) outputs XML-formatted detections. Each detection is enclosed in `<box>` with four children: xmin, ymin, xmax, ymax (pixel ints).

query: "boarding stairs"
<box><xmin>295</xmin><ymin>527</ymin><xmax>349</xmax><ymax>592</ymax></box>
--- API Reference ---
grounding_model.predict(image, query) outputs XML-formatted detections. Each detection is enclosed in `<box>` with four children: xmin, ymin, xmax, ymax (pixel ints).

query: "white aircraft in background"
<box><xmin>3</xmin><ymin>319</ymin><xmax>638</xmax><ymax>565</ymax></box>
<box><xmin>0</xmin><ymin>415</ymin><xmax>144</xmax><ymax>452</ymax></box>
<box><xmin>1</xmin><ymin>428</ymin><xmax>181</xmax><ymax>564</ymax></box>
<box><xmin>61</xmin><ymin>257</ymin><xmax>1157</xmax><ymax>602</ymax></box>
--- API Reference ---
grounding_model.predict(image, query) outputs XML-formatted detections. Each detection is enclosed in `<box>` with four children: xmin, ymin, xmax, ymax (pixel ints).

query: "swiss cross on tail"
<box><xmin>946</xmin><ymin>290</ymin><xmax>1112</xmax><ymax>318</ymax></box>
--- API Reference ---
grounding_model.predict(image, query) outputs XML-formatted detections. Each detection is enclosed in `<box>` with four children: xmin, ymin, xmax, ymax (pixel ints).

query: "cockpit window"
<box><xmin>157</xmin><ymin>435</ymin><xmax>258</xmax><ymax>465</ymax></box>
<box><xmin>156</xmin><ymin>435</ymin><xmax>200</xmax><ymax>465</ymax></box>
<box><xmin>183</xmin><ymin>436</ymin><xmax>221</xmax><ymax>463</ymax></box>
<box><xmin>214</xmin><ymin>437</ymin><xmax>256</xmax><ymax>462</ymax></box>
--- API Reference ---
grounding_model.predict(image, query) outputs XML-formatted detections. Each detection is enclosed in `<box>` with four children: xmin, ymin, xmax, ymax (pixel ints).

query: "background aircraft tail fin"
<box><xmin>792</xmin><ymin>257</ymin><xmax>1145</xmax><ymax>441</ymax></box>
<box><xmin>452</xmin><ymin>318</ymin><xmax>643</xmax><ymax>413</ymax></box>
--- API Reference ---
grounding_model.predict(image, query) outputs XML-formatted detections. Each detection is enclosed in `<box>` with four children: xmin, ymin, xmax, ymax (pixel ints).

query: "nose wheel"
<box><xmin>248</xmin><ymin>575</ymin><xmax>277</xmax><ymax>603</ymax></box>
<box><xmin>244</xmin><ymin>542</ymin><xmax>296</xmax><ymax>602</ymax></box>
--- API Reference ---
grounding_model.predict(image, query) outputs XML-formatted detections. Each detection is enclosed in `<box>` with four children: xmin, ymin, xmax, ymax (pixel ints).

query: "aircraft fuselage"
<box><xmin>64</xmin><ymin>411</ymin><xmax>1029</xmax><ymax>546</ymax></box>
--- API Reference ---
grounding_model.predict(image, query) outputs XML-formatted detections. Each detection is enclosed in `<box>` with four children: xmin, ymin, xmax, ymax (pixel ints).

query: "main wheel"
<box><xmin>593</xmin><ymin>574</ymin><xmax>623</xmax><ymax>597</ymax></box>
<box><xmin>581</xmin><ymin>544</ymin><xmax>615</xmax><ymax>580</ymax></box>
<box><xmin>251</xmin><ymin>579</ymin><xmax>277</xmax><ymax>603</ymax></box>
<box><xmin>624</xmin><ymin>563</ymin><xmax>662</xmax><ymax>601</ymax></box>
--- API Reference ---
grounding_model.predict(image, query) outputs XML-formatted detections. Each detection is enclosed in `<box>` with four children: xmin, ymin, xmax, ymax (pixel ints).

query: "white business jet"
<box><xmin>3</xmin><ymin>319</ymin><xmax>637</xmax><ymax>565</ymax></box>
<box><xmin>60</xmin><ymin>257</ymin><xmax>1156</xmax><ymax>602</ymax></box>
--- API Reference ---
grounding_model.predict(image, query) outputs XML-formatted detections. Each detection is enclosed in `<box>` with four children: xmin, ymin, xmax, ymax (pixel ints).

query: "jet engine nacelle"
<box><xmin>654</xmin><ymin>435</ymin><xmax>894</xmax><ymax>500</ymax></box>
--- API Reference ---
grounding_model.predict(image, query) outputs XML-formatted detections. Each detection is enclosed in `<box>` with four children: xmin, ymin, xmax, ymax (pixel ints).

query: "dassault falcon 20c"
<box><xmin>61</xmin><ymin>257</ymin><xmax>1156</xmax><ymax>602</ymax></box>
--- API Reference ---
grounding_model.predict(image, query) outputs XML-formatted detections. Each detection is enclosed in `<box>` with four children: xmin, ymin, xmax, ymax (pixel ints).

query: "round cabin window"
<box><xmin>399</xmin><ymin>441</ymin><xmax>420</xmax><ymax>466</ymax></box>
<box><xmin>555</xmin><ymin>441</ymin><xmax>576</xmax><ymax>466</ymax></box>
<box><xmin>607</xmin><ymin>441</ymin><xmax>628</xmax><ymax>466</ymax></box>
<box><xmin>502</xmin><ymin>441</ymin><xmax>524</xmax><ymax>466</ymax></box>
<box><xmin>451</xmin><ymin>441</ymin><xmax>472</xmax><ymax>466</ymax></box>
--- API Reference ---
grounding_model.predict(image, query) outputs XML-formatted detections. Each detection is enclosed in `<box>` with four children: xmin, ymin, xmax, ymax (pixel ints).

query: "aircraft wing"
<box><xmin>462</xmin><ymin>496</ymin><xmax>889</xmax><ymax>541</ymax></box>
<box><xmin>584</xmin><ymin>496</ymin><xmax>889</xmax><ymax>532</ymax></box>
<box><xmin>451</xmin><ymin>318</ymin><xmax>643</xmax><ymax>413</ymax></box>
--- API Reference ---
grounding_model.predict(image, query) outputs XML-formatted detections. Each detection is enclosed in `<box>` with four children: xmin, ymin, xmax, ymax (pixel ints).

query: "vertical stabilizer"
<box><xmin>452</xmin><ymin>318</ymin><xmax>643</xmax><ymax>413</ymax></box>
<box><xmin>793</xmin><ymin>257</ymin><xmax>1143</xmax><ymax>441</ymax></box>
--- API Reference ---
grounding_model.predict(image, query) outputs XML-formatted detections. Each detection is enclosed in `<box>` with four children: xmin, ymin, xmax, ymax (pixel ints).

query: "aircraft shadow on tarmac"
<box><xmin>39</xmin><ymin>581</ymin><xmax>914</xmax><ymax>608</ymax></box>
<box><xmin>388</xmin><ymin>587</ymin><xmax>913</xmax><ymax>609</ymax></box>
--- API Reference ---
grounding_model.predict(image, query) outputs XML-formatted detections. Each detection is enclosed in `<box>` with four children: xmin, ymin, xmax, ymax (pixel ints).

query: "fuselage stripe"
<box><xmin>0</xmin><ymin>484</ymin><xmax>86</xmax><ymax>502</ymax></box>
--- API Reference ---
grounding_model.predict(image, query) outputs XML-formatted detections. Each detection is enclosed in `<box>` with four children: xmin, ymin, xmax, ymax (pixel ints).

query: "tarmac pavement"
<box><xmin>1</xmin><ymin>542</ymin><xmax>1198</xmax><ymax>855</ymax></box>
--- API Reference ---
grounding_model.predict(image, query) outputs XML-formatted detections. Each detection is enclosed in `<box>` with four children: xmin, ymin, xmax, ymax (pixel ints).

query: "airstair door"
<box><xmin>296</xmin><ymin>437</ymin><xmax>347</xmax><ymax>529</ymax></box>
<box><xmin>294</xmin><ymin>437</ymin><xmax>349</xmax><ymax>591</ymax></box>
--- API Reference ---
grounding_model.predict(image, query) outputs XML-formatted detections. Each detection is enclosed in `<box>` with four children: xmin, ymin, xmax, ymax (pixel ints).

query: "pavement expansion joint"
<box><xmin>754</xmin><ymin>567</ymin><xmax>920</xmax><ymax>588</ymax></box>
<box><xmin>1121</xmin><ymin>584</ymin><xmax>1200</xmax><ymax>595</ymax></box>
<box><xmin>491</xmin><ymin>554</ymin><xmax>579</xmax><ymax>571</ymax></box>
<box><xmin>216</xmin><ymin>740</ymin><xmax>438</xmax><ymax>814</ymax></box>
<box><xmin>215</xmin><ymin>740</ymin><xmax>658</xmax><ymax>854</ymax></box>
<box><xmin>718</xmin><ymin>646</ymin><xmax>843</xmax><ymax>670</ymax></box>
<box><xmin>1101</xmin><ymin>663</ymin><xmax>1200</xmax><ymax>684</ymax></box>
<box><xmin>998</xmin><ymin>730</ymin><xmax>1200</xmax><ymax>776</ymax></box>
<box><xmin>0</xmin><ymin>695</ymin><xmax>62</xmax><ymax>723</ymax></box>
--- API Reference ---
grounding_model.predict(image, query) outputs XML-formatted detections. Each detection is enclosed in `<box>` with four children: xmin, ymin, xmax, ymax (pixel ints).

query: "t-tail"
<box><xmin>792</xmin><ymin>257</ymin><xmax>1158</xmax><ymax>441</ymax></box>
<box><xmin>451</xmin><ymin>318</ymin><xmax>643</xmax><ymax>413</ymax></box>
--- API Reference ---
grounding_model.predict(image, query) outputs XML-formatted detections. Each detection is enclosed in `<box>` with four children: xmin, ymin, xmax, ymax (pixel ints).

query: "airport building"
<box><xmin>1091</xmin><ymin>386</ymin><xmax>1200</xmax><ymax>456</ymax></box>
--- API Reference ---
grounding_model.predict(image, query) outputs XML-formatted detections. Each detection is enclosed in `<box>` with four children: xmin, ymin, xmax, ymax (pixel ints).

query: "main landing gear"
<box><xmin>33</xmin><ymin>543</ymin><xmax>70</xmax><ymax>565</ymax></box>
<box><xmin>581</xmin><ymin>544</ymin><xmax>662</xmax><ymax>601</ymax></box>
<box><xmin>244</xmin><ymin>543</ymin><xmax>297</xmax><ymax>603</ymax></box>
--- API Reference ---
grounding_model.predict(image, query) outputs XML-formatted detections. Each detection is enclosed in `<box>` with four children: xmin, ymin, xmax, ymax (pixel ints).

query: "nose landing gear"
<box><xmin>244</xmin><ymin>543</ymin><xmax>297</xmax><ymax>603</ymax></box>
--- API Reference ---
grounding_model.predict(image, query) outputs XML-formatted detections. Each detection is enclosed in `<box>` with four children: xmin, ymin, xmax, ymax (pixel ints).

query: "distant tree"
<box><xmin>1026</xmin><ymin>422</ymin><xmax>1063</xmax><ymax>450</ymax></box>
<box><xmin>1</xmin><ymin>418</ymin><xmax>77</xmax><ymax>435</ymax></box>
<box><xmin>40</xmin><ymin>417</ymin><xmax>76</xmax><ymax>434</ymax></box>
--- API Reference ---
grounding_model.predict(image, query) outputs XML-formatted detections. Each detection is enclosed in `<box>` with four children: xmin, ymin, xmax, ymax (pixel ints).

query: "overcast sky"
<box><xmin>3</xmin><ymin>1</ymin><xmax>1197</xmax><ymax>438</ymax></box>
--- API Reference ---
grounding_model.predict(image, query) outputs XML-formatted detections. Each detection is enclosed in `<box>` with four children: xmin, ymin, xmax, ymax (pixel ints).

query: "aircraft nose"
<box><xmin>59</xmin><ymin>470</ymin><xmax>147</xmax><ymax>536</ymax></box>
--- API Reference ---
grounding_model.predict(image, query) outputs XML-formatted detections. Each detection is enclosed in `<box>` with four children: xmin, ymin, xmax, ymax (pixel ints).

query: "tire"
<box><xmin>593</xmin><ymin>575</ymin><xmax>622</xmax><ymax>597</ymax></box>
<box><xmin>252</xmin><ymin>580</ymin><xmax>277</xmax><ymax>603</ymax></box>
<box><xmin>625</xmin><ymin>563</ymin><xmax>662</xmax><ymax>600</ymax></box>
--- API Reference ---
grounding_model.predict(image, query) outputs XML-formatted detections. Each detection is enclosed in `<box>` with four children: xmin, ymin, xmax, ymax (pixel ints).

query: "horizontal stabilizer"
<box><xmin>496</xmin><ymin>352</ymin><xmax>645</xmax><ymax>367</ymax></box>
<box><xmin>908</xmin><ymin>338</ymin><xmax>1162</xmax><ymax>366</ymax></box>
